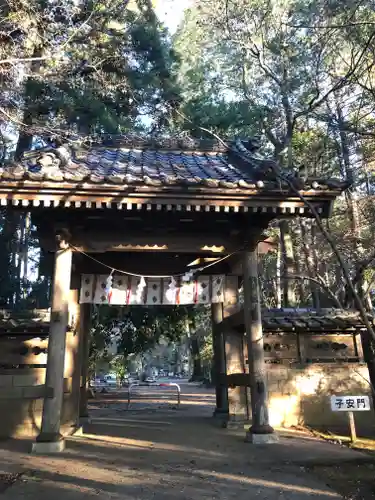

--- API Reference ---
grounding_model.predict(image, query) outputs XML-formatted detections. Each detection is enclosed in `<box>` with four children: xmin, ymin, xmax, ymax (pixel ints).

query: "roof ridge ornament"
<box><xmin>233</xmin><ymin>138</ymin><xmax>314</xmax><ymax>190</ymax></box>
<box><xmin>232</xmin><ymin>137</ymin><xmax>349</xmax><ymax>191</ymax></box>
<box><xmin>232</xmin><ymin>138</ymin><xmax>284</xmax><ymax>183</ymax></box>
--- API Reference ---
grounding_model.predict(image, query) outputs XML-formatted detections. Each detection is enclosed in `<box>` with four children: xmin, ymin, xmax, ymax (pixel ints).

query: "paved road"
<box><xmin>0</xmin><ymin>382</ymin><xmax>366</xmax><ymax>499</ymax></box>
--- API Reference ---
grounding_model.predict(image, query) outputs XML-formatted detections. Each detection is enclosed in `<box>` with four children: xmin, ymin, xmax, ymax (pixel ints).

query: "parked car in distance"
<box><xmin>91</xmin><ymin>375</ymin><xmax>117</xmax><ymax>393</ymax></box>
<box><xmin>145</xmin><ymin>376</ymin><xmax>157</xmax><ymax>384</ymax></box>
<box><xmin>123</xmin><ymin>376</ymin><xmax>138</xmax><ymax>386</ymax></box>
<box><xmin>104</xmin><ymin>374</ymin><xmax>117</xmax><ymax>387</ymax></box>
<box><xmin>91</xmin><ymin>378</ymin><xmax>108</xmax><ymax>393</ymax></box>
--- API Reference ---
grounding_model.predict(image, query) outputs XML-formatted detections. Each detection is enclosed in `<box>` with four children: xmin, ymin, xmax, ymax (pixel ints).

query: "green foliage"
<box><xmin>1</xmin><ymin>0</ymin><xmax>179</xmax><ymax>139</ymax></box>
<box><xmin>0</xmin><ymin>211</ymin><xmax>19</xmax><ymax>306</ymax></box>
<box><xmin>199</xmin><ymin>331</ymin><xmax>213</xmax><ymax>363</ymax></box>
<box><xmin>89</xmin><ymin>304</ymin><xmax>209</xmax><ymax>366</ymax></box>
<box><xmin>0</xmin><ymin>0</ymin><xmax>180</xmax><ymax>307</ymax></box>
<box><xmin>109</xmin><ymin>354</ymin><xmax>127</xmax><ymax>382</ymax></box>
<box><xmin>171</xmin><ymin>0</ymin><xmax>375</xmax><ymax>311</ymax></box>
<box><xmin>173</xmin><ymin>0</ymin><xmax>375</xmax><ymax>159</ymax></box>
<box><xmin>88</xmin><ymin>306</ymin><xmax>115</xmax><ymax>376</ymax></box>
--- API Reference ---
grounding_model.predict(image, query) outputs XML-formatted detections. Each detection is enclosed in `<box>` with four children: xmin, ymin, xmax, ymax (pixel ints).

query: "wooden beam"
<box><xmin>41</xmin><ymin>231</ymin><xmax>242</xmax><ymax>254</ymax></box>
<box><xmin>72</xmin><ymin>252</ymin><xmax>232</xmax><ymax>276</ymax></box>
<box><xmin>79</xmin><ymin>304</ymin><xmax>92</xmax><ymax>418</ymax></box>
<box><xmin>0</xmin><ymin>182</ymin><xmax>338</xmax><ymax>218</ymax></box>
<box><xmin>228</xmin><ymin>238</ymin><xmax>277</xmax><ymax>275</ymax></box>
<box><xmin>0</xmin><ymin>180</ymin><xmax>342</xmax><ymax>199</ymax></box>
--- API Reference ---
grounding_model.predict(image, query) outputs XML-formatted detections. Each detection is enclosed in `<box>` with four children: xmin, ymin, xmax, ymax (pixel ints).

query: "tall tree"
<box><xmin>0</xmin><ymin>0</ymin><xmax>179</xmax><ymax>306</ymax></box>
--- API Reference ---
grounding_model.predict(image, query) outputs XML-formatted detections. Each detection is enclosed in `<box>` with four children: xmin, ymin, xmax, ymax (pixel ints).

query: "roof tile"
<box><xmin>0</xmin><ymin>137</ymin><xmax>349</xmax><ymax>191</ymax></box>
<box><xmin>261</xmin><ymin>308</ymin><xmax>369</xmax><ymax>331</ymax></box>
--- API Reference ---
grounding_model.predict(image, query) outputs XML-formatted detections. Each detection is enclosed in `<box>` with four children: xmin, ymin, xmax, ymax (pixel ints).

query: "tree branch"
<box><xmin>285</xmin><ymin>22</ymin><xmax>375</xmax><ymax>29</ymax></box>
<box><xmin>277</xmin><ymin>173</ymin><xmax>375</xmax><ymax>342</ymax></box>
<box><xmin>0</xmin><ymin>56</ymin><xmax>48</xmax><ymax>66</ymax></box>
<box><xmin>178</xmin><ymin>95</ymin><xmax>375</xmax><ymax>341</ymax></box>
<box><xmin>285</xmin><ymin>274</ymin><xmax>342</xmax><ymax>308</ymax></box>
<box><xmin>295</xmin><ymin>29</ymin><xmax>375</xmax><ymax>119</ymax></box>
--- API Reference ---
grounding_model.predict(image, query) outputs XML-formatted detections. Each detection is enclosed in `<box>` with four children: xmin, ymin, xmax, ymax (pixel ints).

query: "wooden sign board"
<box><xmin>331</xmin><ymin>395</ymin><xmax>370</xmax><ymax>412</ymax></box>
<box><xmin>331</xmin><ymin>394</ymin><xmax>371</xmax><ymax>443</ymax></box>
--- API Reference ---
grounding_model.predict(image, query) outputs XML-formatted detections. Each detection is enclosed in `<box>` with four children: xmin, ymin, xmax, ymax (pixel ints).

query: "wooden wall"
<box><xmin>0</xmin><ymin>292</ymin><xmax>82</xmax><ymax>439</ymax></box>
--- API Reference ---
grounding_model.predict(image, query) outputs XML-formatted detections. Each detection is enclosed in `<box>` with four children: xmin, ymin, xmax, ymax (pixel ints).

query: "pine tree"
<box><xmin>0</xmin><ymin>0</ymin><xmax>180</xmax><ymax>306</ymax></box>
<box><xmin>1</xmin><ymin>0</ymin><xmax>179</xmax><ymax>148</ymax></box>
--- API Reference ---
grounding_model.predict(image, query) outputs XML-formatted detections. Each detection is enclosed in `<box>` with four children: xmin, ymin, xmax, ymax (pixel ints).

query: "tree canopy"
<box><xmin>1</xmin><ymin>0</ymin><xmax>179</xmax><ymax>152</ymax></box>
<box><xmin>2</xmin><ymin>0</ymin><xmax>375</xmax><ymax>372</ymax></box>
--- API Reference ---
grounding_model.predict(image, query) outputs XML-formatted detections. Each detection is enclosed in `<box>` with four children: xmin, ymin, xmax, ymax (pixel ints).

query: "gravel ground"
<box><xmin>309</xmin><ymin>462</ymin><xmax>375</xmax><ymax>500</ymax></box>
<box><xmin>0</xmin><ymin>382</ymin><xmax>369</xmax><ymax>499</ymax></box>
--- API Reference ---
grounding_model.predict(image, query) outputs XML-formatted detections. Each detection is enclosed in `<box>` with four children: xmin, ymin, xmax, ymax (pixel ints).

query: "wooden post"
<box><xmin>79</xmin><ymin>303</ymin><xmax>92</xmax><ymax>418</ymax></box>
<box><xmin>225</xmin><ymin>329</ymin><xmax>249</xmax><ymax>424</ymax></box>
<box><xmin>211</xmin><ymin>303</ymin><xmax>229</xmax><ymax>417</ymax></box>
<box><xmin>68</xmin><ymin>289</ymin><xmax>81</xmax><ymax>428</ymax></box>
<box><xmin>243</xmin><ymin>247</ymin><xmax>277</xmax><ymax>443</ymax></box>
<box><xmin>32</xmin><ymin>235</ymin><xmax>72</xmax><ymax>453</ymax></box>
<box><xmin>348</xmin><ymin>411</ymin><xmax>357</xmax><ymax>443</ymax></box>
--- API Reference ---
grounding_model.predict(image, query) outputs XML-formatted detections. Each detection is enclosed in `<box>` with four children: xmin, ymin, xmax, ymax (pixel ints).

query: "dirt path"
<box><xmin>0</xmin><ymin>383</ymin><xmax>370</xmax><ymax>499</ymax></box>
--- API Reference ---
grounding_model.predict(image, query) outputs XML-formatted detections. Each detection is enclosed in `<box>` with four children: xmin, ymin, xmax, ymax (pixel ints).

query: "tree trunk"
<box><xmin>335</xmin><ymin>99</ymin><xmax>367</xmax><ymax>308</ymax></box>
<box><xmin>280</xmin><ymin>220</ymin><xmax>296</xmax><ymax>307</ymax></box>
<box><xmin>275</xmin><ymin>236</ymin><xmax>282</xmax><ymax>308</ymax></box>
<box><xmin>0</xmin><ymin>211</ymin><xmax>19</xmax><ymax>307</ymax></box>
<box><xmin>14</xmin><ymin>81</ymin><xmax>36</xmax><ymax>160</ymax></box>
<box><xmin>22</xmin><ymin>212</ymin><xmax>31</xmax><ymax>297</ymax></box>
<box><xmin>292</xmin><ymin>228</ymin><xmax>305</xmax><ymax>305</ymax></box>
<box><xmin>190</xmin><ymin>336</ymin><xmax>203</xmax><ymax>380</ymax></box>
<box><xmin>300</xmin><ymin>220</ymin><xmax>320</xmax><ymax>308</ymax></box>
<box><xmin>14</xmin><ymin>122</ymin><xmax>33</xmax><ymax>160</ymax></box>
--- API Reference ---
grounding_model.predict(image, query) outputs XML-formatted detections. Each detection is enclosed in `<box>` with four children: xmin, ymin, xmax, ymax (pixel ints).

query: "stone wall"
<box><xmin>0</xmin><ymin>367</ymin><xmax>76</xmax><ymax>438</ymax></box>
<box><xmin>225</xmin><ymin>330</ymin><xmax>375</xmax><ymax>433</ymax></box>
<box><xmin>0</xmin><ymin>294</ymin><xmax>82</xmax><ymax>439</ymax></box>
<box><xmin>266</xmin><ymin>363</ymin><xmax>375</xmax><ymax>432</ymax></box>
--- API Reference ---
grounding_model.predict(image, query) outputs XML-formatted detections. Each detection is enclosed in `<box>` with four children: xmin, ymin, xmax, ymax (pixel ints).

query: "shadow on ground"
<box><xmin>0</xmin><ymin>383</ymin><xmax>369</xmax><ymax>499</ymax></box>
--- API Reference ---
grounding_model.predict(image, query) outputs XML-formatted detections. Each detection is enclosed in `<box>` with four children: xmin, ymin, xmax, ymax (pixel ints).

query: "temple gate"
<box><xmin>0</xmin><ymin>135</ymin><xmax>347</xmax><ymax>451</ymax></box>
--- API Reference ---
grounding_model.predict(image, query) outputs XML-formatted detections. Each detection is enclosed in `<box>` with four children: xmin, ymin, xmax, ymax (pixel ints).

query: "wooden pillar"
<box><xmin>68</xmin><ymin>289</ymin><xmax>81</xmax><ymax>428</ymax></box>
<box><xmin>79</xmin><ymin>303</ymin><xmax>92</xmax><ymax>418</ymax></box>
<box><xmin>32</xmin><ymin>236</ymin><xmax>72</xmax><ymax>453</ymax></box>
<box><xmin>243</xmin><ymin>248</ymin><xmax>277</xmax><ymax>443</ymax></box>
<box><xmin>225</xmin><ymin>329</ymin><xmax>249</xmax><ymax>423</ymax></box>
<box><xmin>211</xmin><ymin>303</ymin><xmax>229</xmax><ymax>417</ymax></box>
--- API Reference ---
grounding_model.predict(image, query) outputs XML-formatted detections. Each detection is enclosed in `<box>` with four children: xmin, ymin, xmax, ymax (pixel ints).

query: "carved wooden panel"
<box><xmin>263</xmin><ymin>334</ymin><xmax>298</xmax><ymax>361</ymax></box>
<box><xmin>303</xmin><ymin>334</ymin><xmax>357</xmax><ymax>361</ymax></box>
<box><xmin>0</xmin><ymin>339</ymin><xmax>48</xmax><ymax>367</ymax></box>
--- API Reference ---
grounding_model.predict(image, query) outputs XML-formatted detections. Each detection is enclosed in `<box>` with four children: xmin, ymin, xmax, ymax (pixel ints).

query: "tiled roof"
<box><xmin>226</xmin><ymin>308</ymin><xmax>370</xmax><ymax>332</ymax></box>
<box><xmin>0</xmin><ymin>308</ymin><xmax>367</xmax><ymax>336</ymax></box>
<box><xmin>0</xmin><ymin>310</ymin><xmax>50</xmax><ymax>335</ymax></box>
<box><xmin>0</xmin><ymin>136</ymin><xmax>348</xmax><ymax>191</ymax></box>
<box><xmin>263</xmin><ymin>309</ymin><xmax>369</xmax><ymax>331</ymax></box>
